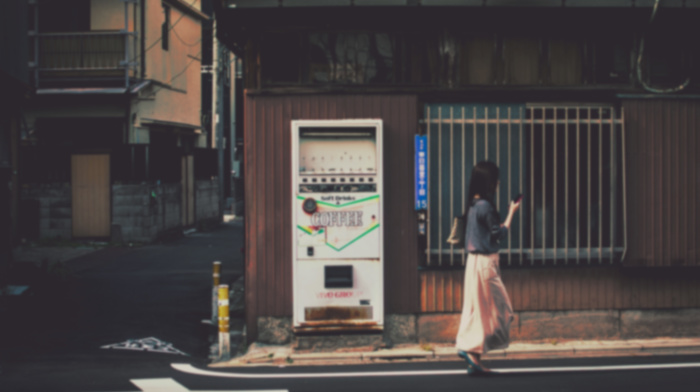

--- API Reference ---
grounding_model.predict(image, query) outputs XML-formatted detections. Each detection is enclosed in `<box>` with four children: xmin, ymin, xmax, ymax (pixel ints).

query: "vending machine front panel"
<box><xmin>291</xmin><ymin>120</ymin><xmax>384</xmax><ymax>332</ymax></box>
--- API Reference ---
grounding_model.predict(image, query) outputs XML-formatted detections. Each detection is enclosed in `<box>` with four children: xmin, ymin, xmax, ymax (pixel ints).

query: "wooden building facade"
<box><xmin>215</xmin><ymin>1</ymin><xmax>700</xmax><ymax>343</ymax></box>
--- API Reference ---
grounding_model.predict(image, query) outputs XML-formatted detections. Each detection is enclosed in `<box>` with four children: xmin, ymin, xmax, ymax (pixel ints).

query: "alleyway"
<box><xmin>1</xmin><ymin>217</ymin><xmax>243</xmax><ymax>368</ymax></box>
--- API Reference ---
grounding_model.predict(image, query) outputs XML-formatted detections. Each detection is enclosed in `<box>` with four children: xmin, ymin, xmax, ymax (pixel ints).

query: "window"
<box><xmin>162</xmin><ymin>4</ymin><xmax>170</xmax><ymax>51</ymax></box>
<box><xmin>424</xmin><ymin>103</ymin><xmax>626</xmax><ymax>267</ymax></box>
<box><xmin>38</xmin><ymin>0</ymin><xmax>90</xmax><ymax>33</ymax></box>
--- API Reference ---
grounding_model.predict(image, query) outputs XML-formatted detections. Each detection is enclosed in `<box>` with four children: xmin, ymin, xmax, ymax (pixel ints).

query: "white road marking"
<box><xmin>126</xmin><ymin>377</ymin><xmax>288</xmax><ymax>392</ymax></box>
<box><xmin>131</xmin><ymin>378</ymin><xmax>189</xmax><ymax>392</ymax></box>
<box><xmin>172</xmin><ymin>362</ymin><xmax>700</xmax><ymax>379</ymax></box>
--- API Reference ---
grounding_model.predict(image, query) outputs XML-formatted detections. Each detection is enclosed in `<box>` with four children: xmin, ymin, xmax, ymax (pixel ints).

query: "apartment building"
<box><xmin>21</xmin><ymin>0</ymin><xmax>220</xmax><ymax>243</ymax></box>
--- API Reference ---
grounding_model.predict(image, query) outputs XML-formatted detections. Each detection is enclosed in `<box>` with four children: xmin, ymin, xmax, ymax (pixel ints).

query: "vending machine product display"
<box><xmin>291</xmin><ymin>120</ymin><xmax>384</xmax><ymax>332</ymax></box>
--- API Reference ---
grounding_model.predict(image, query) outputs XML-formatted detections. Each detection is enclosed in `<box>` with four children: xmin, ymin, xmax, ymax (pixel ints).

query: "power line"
<box><xmin>148</xmin><ymin>47</ymin><xmax>203</xmax><ymax>97</ymax></box>
<box><xmin>172</xmin><ymin>24</ymin><xmax>201</xmax><ymax>47</ymax></box>
<box><xmin>133</xmin><ymin>0</ymin><xmax>201</xmax><ymax>65</ymax></box>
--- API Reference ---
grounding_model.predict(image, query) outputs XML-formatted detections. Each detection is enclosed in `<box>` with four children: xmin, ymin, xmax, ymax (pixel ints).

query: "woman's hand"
<box><xmin>508</xmin><ymin>200</ymin><xmax>521</xmax><ymax>216</ymax></box>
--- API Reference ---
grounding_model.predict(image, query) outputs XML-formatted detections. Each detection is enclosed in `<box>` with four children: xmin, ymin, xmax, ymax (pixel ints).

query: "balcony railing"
<box><xmin>32</xmin><ymin>31</ymin><xmax>138</xmax><ymax>89</ymax></box>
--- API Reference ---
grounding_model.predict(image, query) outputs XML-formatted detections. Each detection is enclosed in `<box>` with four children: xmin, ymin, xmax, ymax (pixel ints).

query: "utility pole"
<box><xmin>229</xmin><ymin>53</ymin><xmax>239</xmax><ymax>215</ymax></box>
<box><xmin>212</xmin><ymin>19</ymin><xmax>227</xmax><ymax>219</ymax></box>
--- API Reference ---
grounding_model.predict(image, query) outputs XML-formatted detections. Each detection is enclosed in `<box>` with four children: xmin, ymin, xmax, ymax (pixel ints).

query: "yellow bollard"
<box><xmin>211</xmin><ymin>261</ymin><xmax>221</xmax><ymax>323</ymax></box>
<box><xmin>218</xmin><ymin>284</ymin><xmax>230</xmax><ymax>360</ymax></box>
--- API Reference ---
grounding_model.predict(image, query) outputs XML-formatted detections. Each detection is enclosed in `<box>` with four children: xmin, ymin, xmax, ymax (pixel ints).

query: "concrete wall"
<box><xmin>20</xmin><ymin>183</ymin><xmax>72</xmax><ymax>240</ymax></box>
<box><xmin>21</xmin><ymin>181</ymin><xmax>219</xmax><ymax>243</ymax></box>
<box><xmin>255</xmin><ymin>309</ymin><xmax>700</xmax><ymax>347</ymax></box>
<box><xmin>417</xmin><ymin>309</ymin><xmax>700</xmax><ymax>343</ymax></box>
<box><xmin>195</xmin><ymin>179</ymin><xmax>219</xmax><ymax>224</ymax></box>
<box><xmin>113</xmin><ymin>183</ymin><xmax>184</xmax><ymax>243</ymax></box>
<box><xmin>161</xmin><ymin>183</ymin><xmax>182</xmax><ymax>230</ymax></box>
<box><xmin>112</xmin><ymin>184</ymin><xmax>159</xmax><ymax>243</ymax></box>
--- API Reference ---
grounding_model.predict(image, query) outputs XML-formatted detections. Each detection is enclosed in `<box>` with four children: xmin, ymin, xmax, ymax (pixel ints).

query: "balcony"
<box><xmin>32</xmin><ymin>31</ymin><xmax>138</xmax><ymax>90</ymax></box>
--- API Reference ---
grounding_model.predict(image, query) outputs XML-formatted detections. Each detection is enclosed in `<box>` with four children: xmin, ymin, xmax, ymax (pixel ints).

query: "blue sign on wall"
<box><xmin>415</xmin><ymin>135</ymin><xmax>427</xmax><ymax>210</ymax></box>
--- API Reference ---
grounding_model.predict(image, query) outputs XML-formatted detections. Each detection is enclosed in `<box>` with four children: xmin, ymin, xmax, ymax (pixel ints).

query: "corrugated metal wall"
<box><xmin>622</xmin><ymin>100</ymin><xmax>700</xmax><ymax>267</ymax></box>
<box><xmin>421</xmin><ymin>267</ymin><xmax>700</xmax><ymax>313</ymax></box>
<box><xmin>244</xmin><ymin>94</ymin><xmax>420</xmax><ymax>341</ymax></box>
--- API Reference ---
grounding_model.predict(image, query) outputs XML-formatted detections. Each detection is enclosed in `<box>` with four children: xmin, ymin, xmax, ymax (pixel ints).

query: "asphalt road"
<box><xmin>2</xmin><ymin>219</ymin><xmax>700</xmax><ymax>391</ymax></box>
<box><xmin>0</xmin><ymin>218</ymin><xmax>244</xmax><ymax>390</ymax></box>
<box><xmin>3</xmin><ymin>353</ymin><xmax>700</xmax><ymax>392</ymax></box>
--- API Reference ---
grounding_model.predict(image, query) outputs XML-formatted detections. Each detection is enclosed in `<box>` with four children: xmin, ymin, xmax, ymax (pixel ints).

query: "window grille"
<box><xmin>424</xmin><ymin>104</ymin><xmax>627</xmax><ymax>267</ymax></box>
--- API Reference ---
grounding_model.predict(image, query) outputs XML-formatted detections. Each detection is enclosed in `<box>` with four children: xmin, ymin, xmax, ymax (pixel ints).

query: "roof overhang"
<box><xmin>165</xmin><ymin>0</ymin><xmax>210</xmax><ymax>20</ymax></box>
<box><xmin>36</xmin><ymin>81</ymin><xmax>152</xmax><ymax>96</ymax></box>
<box><xmin>140</xmin><ymin>118</ymin><xmax>202</xmax><ymax>133</ymax></box>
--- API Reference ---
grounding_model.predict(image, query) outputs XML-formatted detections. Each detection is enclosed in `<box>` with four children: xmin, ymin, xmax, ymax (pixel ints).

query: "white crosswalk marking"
<box><xmin>126</xmin><ymin>377</ymin><xmax>288</xmax><ymax>392</ymax></box>
<box><xmin>131</xmin><ymin>378</ymin><xmax>189</xmax><ymax>392</ymax></box>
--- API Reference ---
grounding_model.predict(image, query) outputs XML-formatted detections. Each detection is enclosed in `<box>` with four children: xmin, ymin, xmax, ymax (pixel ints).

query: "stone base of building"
<box><xmin>417</xmin><ymin>309</ymin><xmax>700</xmax><ymax>343</ymax></box>
<box><xmin>256</xmin><ymin>309</ymin><xmax>700</xmax><ymax>348</ymax></box>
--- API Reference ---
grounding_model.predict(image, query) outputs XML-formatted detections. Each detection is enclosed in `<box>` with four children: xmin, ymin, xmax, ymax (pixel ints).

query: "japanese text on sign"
<box><xmin>415</xmin><ymin>135</ymin><xmax>428</xmax><ymax>210</ymax></box>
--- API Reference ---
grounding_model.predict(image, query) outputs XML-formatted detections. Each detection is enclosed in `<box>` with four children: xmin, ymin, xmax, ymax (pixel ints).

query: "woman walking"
<box><xmin>455</xmin><ymin>161</ymin><xmax>520</xmax><ymax>375</ymax></box>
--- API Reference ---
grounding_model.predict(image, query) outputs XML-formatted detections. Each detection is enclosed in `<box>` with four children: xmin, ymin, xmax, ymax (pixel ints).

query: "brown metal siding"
<box><xmin>420</xmin><ymin>267</ymin><xmax>700</xmax><ymax>312</ymax></box>
<box><xmin>244</xmin><ymin>94</ymin><xmax>420</xmax><ymax>341</ymax></box>
<box><xmin>623</xmin><ymin>100</ymin><xmax>700</xmax><ymax>267</ymax></box>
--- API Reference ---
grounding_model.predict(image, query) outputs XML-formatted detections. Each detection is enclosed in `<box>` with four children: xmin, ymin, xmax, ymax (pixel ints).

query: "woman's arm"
<box><xmin>502</xmin><ymin>200</ymin><xmax>521</xmax><ymax>229</ymax></box>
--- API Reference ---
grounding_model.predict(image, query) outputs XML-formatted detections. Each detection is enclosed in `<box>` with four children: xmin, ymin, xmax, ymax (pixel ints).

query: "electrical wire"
<box><xmin>133</xmin><ymin>0</ymin><xmax>202</xmax><ymax>65</ymax></box>
<box><xmin>635</xmin><ymin>0</ymin><xmax>690</xmax><ymax>94</ymax></box>
<box><xmin>148</xmin><ymin>47</ymin><xmax>203</xmax><ymax>97</ymax></box>
<box><xmin>172</xmin><ymin>24</ymin><xmax>201</xmax><ymax>47</ymax></box>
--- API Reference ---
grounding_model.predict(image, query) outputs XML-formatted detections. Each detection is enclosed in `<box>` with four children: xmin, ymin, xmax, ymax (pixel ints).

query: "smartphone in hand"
<box><xmin>512</xmin><ymin>193</ymin><xmax>523</xmax><ymax>204</ymax></box>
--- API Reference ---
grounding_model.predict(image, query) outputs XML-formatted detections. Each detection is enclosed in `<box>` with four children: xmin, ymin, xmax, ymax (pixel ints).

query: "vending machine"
<box><xmin>291</xmin><ymin>119</ymin><xmax>384</xmax><ymax>333</ymax></box>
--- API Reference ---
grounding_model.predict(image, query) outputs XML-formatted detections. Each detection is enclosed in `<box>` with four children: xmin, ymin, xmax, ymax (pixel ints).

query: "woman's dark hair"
<box><xmin>465</xmin><ymin>161</ymin><xmax>500</xmax><ymax>214</ymax></box>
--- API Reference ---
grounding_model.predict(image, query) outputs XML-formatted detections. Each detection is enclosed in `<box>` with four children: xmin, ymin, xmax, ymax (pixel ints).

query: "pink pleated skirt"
<box><xmin>455</xmin><ymin>253</ymin><xmax>514</xmax><ymax>354</ymax></box>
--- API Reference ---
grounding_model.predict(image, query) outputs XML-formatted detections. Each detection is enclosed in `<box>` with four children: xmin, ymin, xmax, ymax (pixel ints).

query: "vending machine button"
<box><xmin>302</xmin><ymin>198</ymin><xmax>317</xmax><ymax>214</ymax></box>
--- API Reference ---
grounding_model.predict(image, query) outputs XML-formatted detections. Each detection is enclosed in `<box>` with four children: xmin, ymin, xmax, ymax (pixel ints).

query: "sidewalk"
<box><xmin>213</xmin><ymin>337</ymin><xmax>700</xmax><ymax>368</ymax></box>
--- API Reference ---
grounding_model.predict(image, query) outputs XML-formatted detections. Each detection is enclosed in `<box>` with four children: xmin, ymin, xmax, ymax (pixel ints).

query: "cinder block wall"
<box><xmin>161</xmin><ymin>183</ymin><xmax>181</xmax><ymax>230</ymax></box>
<box><xmin>112</xmin><ymin>184</ymin><xmax>155</xmax><ymax>242</ymax></box>
<box><xmin>21</xmin><ymin>181</ymin><xmax>219</xmax><ymax>243</ymax></box>
<box><xmin>113</xmin><ymin>183</ymin><xmax>184</xmax><ymax>243</ymax></box>
<box><xmin>195</xmin><ymin>179</ymin><xmax>219</xmax><ymax>223</ymax></box>
<box><xmin>20</xmin><ymin>183</ymin><xmax>72</xmax><ymax>240</ymax></box>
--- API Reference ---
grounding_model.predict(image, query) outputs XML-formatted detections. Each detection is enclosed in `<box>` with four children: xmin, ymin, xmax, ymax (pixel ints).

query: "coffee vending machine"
<box><xmin>292</xmin><ymin>120</ymin><xmax>384</xmax><ymax>332</ymax></box>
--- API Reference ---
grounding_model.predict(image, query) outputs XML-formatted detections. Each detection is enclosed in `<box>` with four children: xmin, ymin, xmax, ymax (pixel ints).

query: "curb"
<box><xmin>211</xmin><ymin>339</ymin><xmax>700</xmax><ymax>367</ymax></box>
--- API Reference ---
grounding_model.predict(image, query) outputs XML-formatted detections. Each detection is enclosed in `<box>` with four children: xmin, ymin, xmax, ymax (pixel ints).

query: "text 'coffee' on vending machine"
<box><xmin>291</xmin><ymin>119</ymin><xmax>383</xmax><ymax>333</ymax></box>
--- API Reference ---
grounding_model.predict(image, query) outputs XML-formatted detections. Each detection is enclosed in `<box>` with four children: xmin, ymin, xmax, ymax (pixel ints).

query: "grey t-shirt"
<box><xmin>465</xmin><ymin>199</ymin><xmax>507</xmax><ymax>255</ymax></box>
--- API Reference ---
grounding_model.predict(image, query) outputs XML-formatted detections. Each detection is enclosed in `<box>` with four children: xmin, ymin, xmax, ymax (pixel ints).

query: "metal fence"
<box><xmin>425</xmin><ymin>103</ymin><xmax>627</xmax><ymax>267</ymax></box>
<box><xmin>38</xmin><ymin>32</ymin><xmax>129</xmax><ymax>71</ymax></box>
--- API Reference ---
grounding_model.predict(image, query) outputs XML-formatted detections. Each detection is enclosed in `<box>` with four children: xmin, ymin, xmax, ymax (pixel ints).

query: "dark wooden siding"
<box><xmin>420</xmin><ymin>99</ymin><xmax>700</xmax><ymax>313</ymax></box>
<box><xmin>244</xmin><ymin>94</ymin><xmax>420</xmax><ymax>341</ymax></box>
<box><xmin>623</xmin><ymin>100</ymin><xmax>700</xmax><ymax>267</ymax></box>
<box><xmin>421</xmin><ymin>267</ymin><xmax>700</xmax><ymax>313</ymax></box>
